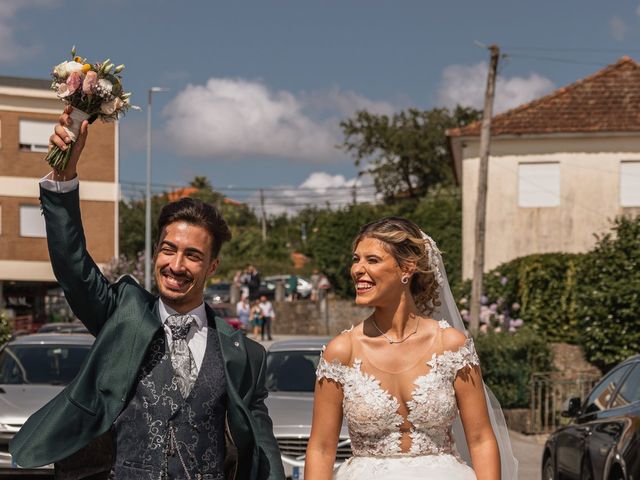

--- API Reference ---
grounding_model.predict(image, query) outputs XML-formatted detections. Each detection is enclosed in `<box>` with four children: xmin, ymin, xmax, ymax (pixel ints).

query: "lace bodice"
<box><xmin>316</xmin><ymin>320</ymin><xmax>479</xmax><ymax>459</ymax></box>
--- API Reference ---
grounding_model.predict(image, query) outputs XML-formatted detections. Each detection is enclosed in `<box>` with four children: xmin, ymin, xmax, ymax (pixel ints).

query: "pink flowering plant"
<box><xmin>46</xmin><ymin>46</ymin><xmax>138</xmax><ymax>171</ymax></box>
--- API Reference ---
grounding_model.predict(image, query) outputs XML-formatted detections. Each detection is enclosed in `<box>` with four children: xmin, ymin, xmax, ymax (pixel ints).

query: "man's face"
<box><xmin>154</xmin><ymin>221</ymin><xmax>219</xmax><ymax>313</ymax></box>
<box><xmin>260</xmin><ymin>295</ymin><xmax>267</xmax><ymax>303</ymax></box>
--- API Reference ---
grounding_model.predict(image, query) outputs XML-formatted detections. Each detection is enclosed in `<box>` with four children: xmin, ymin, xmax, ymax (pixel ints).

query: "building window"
<box><xmin>19</xmin><ymin>119</ymin><xmax>56</xmax><ymax>152</ymax></box>
<box><xmin>20</xmin><ymin>205</ymin><xmax>46</xmax><ymax>238</ymax></box>
<box><xmin>518</xmin><ymin>162</ymin><xmax>560</xmax><ymax>207</ymax></box>
<box><xmin>620</xmin><ymin>161</ymin><xmax>640</xmax><ymax>207</ymax></box>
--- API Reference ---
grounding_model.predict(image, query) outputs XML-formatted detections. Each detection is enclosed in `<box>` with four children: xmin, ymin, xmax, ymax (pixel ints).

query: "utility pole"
<box><xmin>259</xmin><ymin>189</ymin><xmax>267</xmax><ymax>241</ymax></box>
<box><xmin>469</xmin><ymin>44</ymin><xmax>500</xmax><ymax>335</ymax></box>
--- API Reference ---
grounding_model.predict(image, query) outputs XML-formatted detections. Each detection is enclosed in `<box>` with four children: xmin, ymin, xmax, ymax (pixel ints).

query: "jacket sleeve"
<box><xmin>40</xmin><ymin>186</ymin><xmax>118</xmax><ymax>335</ymax></box>
<box><xmin>250</xmin><ymin>347</ymin><xmax>285</xmax><ymax>480</ymax></box>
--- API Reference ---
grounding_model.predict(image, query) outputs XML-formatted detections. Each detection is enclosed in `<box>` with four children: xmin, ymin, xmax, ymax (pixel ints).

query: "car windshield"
<box><xmin>0</xmin><ymin>344</ymin><xmax>91</xmax><ymax>385</ymax></box>
<box><xmin>266</xmin><ymin>350</ymin><xmax>320</xmax><ymax>392</ymax></box>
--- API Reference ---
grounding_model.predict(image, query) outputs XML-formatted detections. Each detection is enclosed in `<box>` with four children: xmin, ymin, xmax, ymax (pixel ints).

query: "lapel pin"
<box><xmin>234</xmin><ymin>341</ymin><xmax>240</xmax><ymax>347</ymax></box>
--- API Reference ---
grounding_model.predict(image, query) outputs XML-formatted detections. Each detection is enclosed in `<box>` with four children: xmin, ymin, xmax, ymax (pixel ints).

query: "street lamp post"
<box><xmin>145</xmin><ymin>87</ymin><xmax>169</xmax><ymax>291</ymax></box>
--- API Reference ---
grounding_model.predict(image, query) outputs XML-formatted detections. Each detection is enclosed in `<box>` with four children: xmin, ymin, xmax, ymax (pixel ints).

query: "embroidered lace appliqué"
<box><xmin>316</xmin><ymin>321</ymin><xmax>480</xmax><ymax>458</ymax></box>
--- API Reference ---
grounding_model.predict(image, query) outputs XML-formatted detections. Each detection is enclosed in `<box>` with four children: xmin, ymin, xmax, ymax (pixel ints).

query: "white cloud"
<box><xmin>0</xmin><ymin>0</ymin><xmax>56</xmax><ymax>63</ymax></box>
<box><xmin>436</xmin><ymin>62</ymin><xmax>556</xmax><ymax>114</ymax></box>
<box><xmin>162</xmin><ymin>78</ymin><xmax>396</xmax><ymax>163</ymax></box>
<box><xmin>254</xmin><ymin>171</ymin><xmax>380</xmax><ymax>216</ymax></box>
<box><xmin>610</xmin><ymin>15</ymin><xmax>628</xmax><ymax>41</ymax></box>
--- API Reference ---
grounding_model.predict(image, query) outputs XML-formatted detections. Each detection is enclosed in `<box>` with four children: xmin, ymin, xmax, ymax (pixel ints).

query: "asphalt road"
<box><xmin>260</xmin><ymin>334</ymin><xmax>546</xmax><ymax>479</ymax></box>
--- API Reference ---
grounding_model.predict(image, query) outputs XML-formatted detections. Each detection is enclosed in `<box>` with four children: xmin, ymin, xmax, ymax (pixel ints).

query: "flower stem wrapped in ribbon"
<box><xmin>45</xmin><ymin>46</ymin><xmax>139</xmax><ymax>171</ymax></box>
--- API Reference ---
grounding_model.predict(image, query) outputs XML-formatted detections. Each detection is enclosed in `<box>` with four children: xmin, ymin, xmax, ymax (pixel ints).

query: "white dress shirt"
<box><xmin>40</xmin><ymin>174</ymin><xmax>209</xmax><ymax>374</ymax></box>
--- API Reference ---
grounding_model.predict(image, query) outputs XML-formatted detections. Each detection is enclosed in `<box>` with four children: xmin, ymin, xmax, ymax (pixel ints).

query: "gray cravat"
<box><xmin>166</xmin><ymin>314</ymin><xmax>197</xmax><ymax>398</ymax></box>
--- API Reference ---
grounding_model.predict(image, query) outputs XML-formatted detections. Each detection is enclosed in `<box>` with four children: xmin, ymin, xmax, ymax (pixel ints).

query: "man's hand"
<box><xmin>49</xmin><ymin>106</ymin><xmax>89</xmax><ymax>181</ymax></box>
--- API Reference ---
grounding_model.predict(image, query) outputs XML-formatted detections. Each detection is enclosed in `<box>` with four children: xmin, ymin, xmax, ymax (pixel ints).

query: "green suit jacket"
<box><xmin>9</xmin><ymin>187</ymin><xmax>284</xmax><ymax>480</ymax></box>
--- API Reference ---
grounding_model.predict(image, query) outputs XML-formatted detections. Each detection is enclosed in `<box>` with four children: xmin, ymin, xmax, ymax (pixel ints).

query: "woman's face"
<box><xmin>351</xmin><ymin>236</ymin><xmax>406</xmax><ymax>308</ymax></box>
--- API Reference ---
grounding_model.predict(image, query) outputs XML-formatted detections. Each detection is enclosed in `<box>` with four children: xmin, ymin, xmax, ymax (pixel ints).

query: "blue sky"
<box><xmin>3</xmin><ymin>0</ymin><xmax>640</xmax><ymax>210</ymax></box>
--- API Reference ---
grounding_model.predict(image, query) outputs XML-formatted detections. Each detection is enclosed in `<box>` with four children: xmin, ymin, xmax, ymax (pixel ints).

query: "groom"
<box><xmin>9</xmin><ymin>107</ymin><xmax>284</xmax><ymax>480</ymax></box>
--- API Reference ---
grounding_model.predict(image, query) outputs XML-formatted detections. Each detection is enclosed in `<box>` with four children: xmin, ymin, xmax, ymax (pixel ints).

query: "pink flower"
<box><xmin>57</xmin><ymin>83</ymin><xmax>72</xmax><ymax>98</ymax></box>
<box><xmin>82</xmin><ymin>71</ymin><xmax>98</xmax><ymax>94</ymax></box>
<box><xmin>66</xmin><ymin>71</ymin><xmax>82</xmax><ymax>94</ymax></box>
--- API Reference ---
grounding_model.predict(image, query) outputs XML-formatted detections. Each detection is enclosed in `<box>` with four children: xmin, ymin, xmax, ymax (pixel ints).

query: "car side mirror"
<box><xmin>561</xmin><ymin>397</ymin><xmax>582</xmax><ymax>417</ymax></box>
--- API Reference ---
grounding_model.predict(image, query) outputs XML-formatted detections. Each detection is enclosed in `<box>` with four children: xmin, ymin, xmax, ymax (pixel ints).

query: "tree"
<box><xmin>340</xmin><ymin>106</ymin><xmax>481</xmax><ymax>200</ymax></box>
<box><xmin>576</xmin><ymin>215</ymin><xmax>640</xmax><ymax>371</ymax></box>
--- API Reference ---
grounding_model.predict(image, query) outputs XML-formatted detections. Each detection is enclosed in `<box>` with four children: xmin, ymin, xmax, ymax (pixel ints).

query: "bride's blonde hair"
<box><xmin>353</xmin><ymin>216</ymin><xmax>440</xmax><ymax>315</ymax></box>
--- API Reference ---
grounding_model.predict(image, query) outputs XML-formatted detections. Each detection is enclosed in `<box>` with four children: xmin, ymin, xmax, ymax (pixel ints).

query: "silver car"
<box><xmin>0</xmin><ymin>333</ymin><xmax>94</xmax><ymax>476</ymax></box>
<box><xmin>265</xmin><ymin>338</ymin><xmax>351</xmax><ymax>479</ymax></box>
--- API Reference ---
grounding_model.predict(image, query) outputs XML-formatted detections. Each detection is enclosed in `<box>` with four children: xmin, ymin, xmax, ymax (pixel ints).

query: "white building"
<box><xmin>447</xmin><ymin>57</ymin><xmax>640</xmax><ymax>279</ymax></box>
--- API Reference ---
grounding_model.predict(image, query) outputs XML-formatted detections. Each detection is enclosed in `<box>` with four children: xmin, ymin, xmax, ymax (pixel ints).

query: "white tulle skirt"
<box><xmin>334</xmin><ymin>454</ymin><xmax>476</xmax><ymax>480</ymax></box>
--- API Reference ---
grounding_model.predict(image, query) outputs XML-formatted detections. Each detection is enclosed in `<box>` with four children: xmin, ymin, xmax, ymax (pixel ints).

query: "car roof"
<box><xmin>268</xmin><ymin>337</ymin><xmax>331</xmax><ymax>352</ymax></box>
<box><xmin>7</xmin><ymin>333</ymin><xmax>95</xmax><ymax>346</ymax></box>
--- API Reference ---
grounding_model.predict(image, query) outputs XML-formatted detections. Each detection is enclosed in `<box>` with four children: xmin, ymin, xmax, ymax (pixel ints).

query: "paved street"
<box><xmin>260</xmin><ymin>335</ymin><xmax>546</xmax><ymax>479</ymax></box>
<box><xmin>510</xmin><ymin>430</ymin><xmax>546</xmax><ymax>480</ymax></box>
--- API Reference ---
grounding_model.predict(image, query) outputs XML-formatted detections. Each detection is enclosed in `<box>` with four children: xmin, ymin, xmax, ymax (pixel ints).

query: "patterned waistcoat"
<box><xmin>112</xmin><ymin>325</ymin><xmax>227</xmax><ymax>480</ymax></box>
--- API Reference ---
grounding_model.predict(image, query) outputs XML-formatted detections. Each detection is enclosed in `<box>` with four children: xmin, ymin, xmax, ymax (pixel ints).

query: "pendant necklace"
<box><xmin>371</xmin><ymin>313</ymin><xmax>420</xmax><ymax>344</ymax></box>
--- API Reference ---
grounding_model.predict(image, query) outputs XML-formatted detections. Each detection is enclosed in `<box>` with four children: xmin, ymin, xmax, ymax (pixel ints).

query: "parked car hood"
<box><xmin>265</xmin><ymin>392</ymin><xmax>349</xmax><ymax>437</ymax></box>
<box><xmin>0</xmin><ymin>384</ymin><xmax>64</xmax><ymax>425</ymax></box>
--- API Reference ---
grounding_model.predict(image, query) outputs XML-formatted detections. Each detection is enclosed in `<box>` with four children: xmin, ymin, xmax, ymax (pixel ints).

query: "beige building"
<box><xmin>0</xmin><ymin>75</ymin><xmax>118</xmax><ymax>327</ymax></box>
<box><xmin>448</xmin><ymin>57</ymin><xmax>640</xmax><ymax>279</ymax></box>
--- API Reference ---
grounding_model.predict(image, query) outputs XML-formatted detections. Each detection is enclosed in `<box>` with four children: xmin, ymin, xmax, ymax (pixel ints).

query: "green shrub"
<box><xmin>474</xmin><ymin>327</ymin><xmax>553</xmax><ymax>408</ymax></box>
<box><xmin>458</xmin><ymin>253</ymin><xmax>582</xmax><ymax>341</ymax></box>
<box><xmin>576</xmin><ymin>216</ymin><xmax>640</xmax><ymax>371</ymax></box>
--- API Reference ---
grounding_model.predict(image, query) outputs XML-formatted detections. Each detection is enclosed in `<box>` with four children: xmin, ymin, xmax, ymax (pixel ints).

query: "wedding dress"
<box><xmin>316</xmin><ymin>320</ymin><xmax>479</xmax><ymax>480</ymax></box>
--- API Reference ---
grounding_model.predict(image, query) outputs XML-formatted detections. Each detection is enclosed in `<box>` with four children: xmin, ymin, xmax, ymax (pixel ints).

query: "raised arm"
<box><xmin>42</xmin><ymin>106</ymin><xmax>117</xmax><ymax>334</ymax></box>
<box><xmin>305</xmin><ymin>334</ymin><xmax>351</xmax><ymax>480</ymax></box>
<box><xmin>448</xmin><ymin>329</ymin><xmax>501</xmax><ymax>480</ymax></box>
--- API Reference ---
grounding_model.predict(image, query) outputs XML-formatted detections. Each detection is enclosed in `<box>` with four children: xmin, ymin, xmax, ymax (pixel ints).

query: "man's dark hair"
<box><xmin>156</xmin><ymin>197</ymin><xmax>232</xmax><ymax>258</ymax></box>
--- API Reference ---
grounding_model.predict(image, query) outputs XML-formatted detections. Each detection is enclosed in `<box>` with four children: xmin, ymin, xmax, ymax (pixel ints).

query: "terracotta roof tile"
<box><xmin>447</xmin><ymin>57</ymin><xmax>640</xmax><ymax>137</ymax></box>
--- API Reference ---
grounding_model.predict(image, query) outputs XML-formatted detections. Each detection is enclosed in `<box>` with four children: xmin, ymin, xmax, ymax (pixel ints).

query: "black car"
<box><xmin>542</xmin><ymin>355</ymin><xmax>640</xmax><ymax>480</ymax></box>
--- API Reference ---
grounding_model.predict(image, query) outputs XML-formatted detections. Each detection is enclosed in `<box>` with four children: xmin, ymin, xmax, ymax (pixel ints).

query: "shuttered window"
<box><xmin>620</xmin><ymin>161</ymin><xmax>640</xmax><ymax>207</ymax></box>
<box><xmin>19</xmin><ymin>119</ymin><xmax>56</xmax><ymax>152</ymax></box>
<box><xmin>518</xmin><ymin>162</ymin><xmax>560</xmax><ymax>207</ymax></box>
<box><xmin>20</xmin><ymin>205</ymin><xmax>46</xmax><ymax>238</ymax></box>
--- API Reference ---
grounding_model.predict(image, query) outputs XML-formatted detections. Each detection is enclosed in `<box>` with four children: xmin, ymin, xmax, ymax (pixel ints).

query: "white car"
<box><xmin>265</xmin><ymin>338</ymin><xmax>351</xmax><ymax>479</ymax></box>
<box><xmin>0</xmin><ymin>333</ymin><xmax>94</xmax><ymax>476</ymax></box>
<box><xmin>264</xmin><ymin>275</ymin><xmax>313</xmax><ymax>299</ymax></box>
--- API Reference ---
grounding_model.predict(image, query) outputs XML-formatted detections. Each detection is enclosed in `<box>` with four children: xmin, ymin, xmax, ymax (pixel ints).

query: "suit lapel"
<box><xmin>206</xmin><ymin>305</ymin><xmax>248</xmax><ymax>395</ymax></box>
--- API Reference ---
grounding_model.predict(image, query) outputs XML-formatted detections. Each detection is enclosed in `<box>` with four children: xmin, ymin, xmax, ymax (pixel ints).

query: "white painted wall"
<box><xmin>461</xmin><ymin>135</ymin><xmax>640</xmax><ymax>278</ymax></box>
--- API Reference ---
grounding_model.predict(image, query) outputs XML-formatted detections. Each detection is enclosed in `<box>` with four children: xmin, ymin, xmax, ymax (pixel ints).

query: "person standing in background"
<box><xmin>236</xmin><ymin>295</ymin><xmax>251</xmax><ymax>331</ymax></box>
<box><xmin>258</xmin><ymin>295</ymin><xmax>275</xmax><ymax>341</ymax></box>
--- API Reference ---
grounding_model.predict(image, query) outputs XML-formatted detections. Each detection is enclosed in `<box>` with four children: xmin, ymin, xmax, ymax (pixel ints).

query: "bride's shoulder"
<box><xmin>439</xmin><ymin>322</ymin><xmax>469</xmax><ymax>351</ymax></box>
<box><xmin>322</xmin><ymin>327</ymin><xmax>354</xmax><ymax>365</ymax></box>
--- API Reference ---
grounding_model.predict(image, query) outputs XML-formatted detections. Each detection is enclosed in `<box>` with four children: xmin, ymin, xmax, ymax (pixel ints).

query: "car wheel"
<box><xmin>542</xmin><ymin>455</ymin><xmax>555</xmax><ymax>480</ymax></box>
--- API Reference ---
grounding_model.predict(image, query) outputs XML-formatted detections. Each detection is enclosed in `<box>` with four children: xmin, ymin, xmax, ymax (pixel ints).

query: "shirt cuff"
<box><xmin>40</xmin><ymin>172</ymin><xmax>79</xmax><ymax>193</ymax></box>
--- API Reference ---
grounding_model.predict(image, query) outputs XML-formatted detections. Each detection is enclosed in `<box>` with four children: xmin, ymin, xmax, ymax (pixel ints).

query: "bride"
<box><xmin>304</xmin><ymin>217</ymin><xmax>517</xmax><ymax>480</ymax></box>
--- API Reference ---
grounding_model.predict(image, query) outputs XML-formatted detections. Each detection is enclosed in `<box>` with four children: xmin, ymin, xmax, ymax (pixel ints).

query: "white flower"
<box><xmin>53</xmin><ymin>62</ymin><xmax>69</xmax><ymax>78</ymax></box>
<box><xmin>98</xmin><ymin>78</ymin><xmax>112</xmax><ymax>94</ymax></box>
<box><xmin>65</xmin><ymin>61</ymin><xmax>84</xmax><ymax>75</ymax></box>
<box><xmin>100</xmin><ymin>97</ymin><xmax>123</xmax><ymax>115</ymax></box>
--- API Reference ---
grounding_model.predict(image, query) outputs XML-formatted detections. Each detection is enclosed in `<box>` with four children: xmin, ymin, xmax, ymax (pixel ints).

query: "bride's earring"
<box><xmin>401</xmin><ymin>275</ymin><xmax>409</xmax><ymax>285</ymax></box>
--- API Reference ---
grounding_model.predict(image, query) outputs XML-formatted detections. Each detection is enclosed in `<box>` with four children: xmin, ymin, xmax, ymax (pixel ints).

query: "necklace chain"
<box><xmin>371</xmin><ymin>314</ymin><xmax>420</xmax><ymax>344</ymax></box>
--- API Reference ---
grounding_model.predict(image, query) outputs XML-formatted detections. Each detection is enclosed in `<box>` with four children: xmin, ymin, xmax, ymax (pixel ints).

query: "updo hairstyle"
<box><xmin>353</xmin><ymin>216</ymin><xmax>440</xmax><ymax>315</ymax></box>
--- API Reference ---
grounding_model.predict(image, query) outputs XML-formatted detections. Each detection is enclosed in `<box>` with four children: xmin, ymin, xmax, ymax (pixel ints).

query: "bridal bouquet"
<box><xmin>45</xmin><ymin>46</ymin><xmax>138</xmax><ymax>171</ymax></box>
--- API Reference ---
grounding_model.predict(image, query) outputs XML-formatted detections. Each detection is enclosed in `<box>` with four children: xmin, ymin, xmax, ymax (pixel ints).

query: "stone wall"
<box><xmin>271</xmin><ymin>297</ymin><xmax>372</xmax><ymax>336</ymax></box>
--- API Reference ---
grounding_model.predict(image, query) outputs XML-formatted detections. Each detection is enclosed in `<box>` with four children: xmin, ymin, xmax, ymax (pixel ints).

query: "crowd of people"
<box><xmin>230</xmin><ymin>265</ymin><xmax>331</xmax><ymax>340</ymax></box>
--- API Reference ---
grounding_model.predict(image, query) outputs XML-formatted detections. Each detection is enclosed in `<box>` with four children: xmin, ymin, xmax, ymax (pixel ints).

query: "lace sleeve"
<box><xmin>316</xmin><ymin>347</ymin><xmax>347</xmax><ymax>385</ymax></box>
<box><xmin>452</xmin><ymin>337</ymin><xmax>480</xmax><ymax>375</ymax></box>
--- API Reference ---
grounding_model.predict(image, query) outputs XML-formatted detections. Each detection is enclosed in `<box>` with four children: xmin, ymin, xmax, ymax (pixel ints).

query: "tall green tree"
<box><xmin>340</xmin><ymin>106</ymin><xmax>480</xmax><ymax>200</ymax></box>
